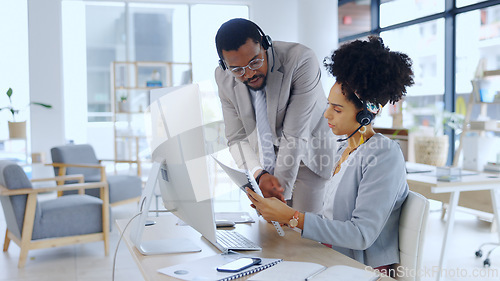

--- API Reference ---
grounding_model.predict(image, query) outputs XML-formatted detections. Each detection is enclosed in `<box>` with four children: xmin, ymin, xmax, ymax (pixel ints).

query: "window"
<box><xmin>85</xmin><ymin>3</ymin><xmax>126</xmax><ymax>121</ymax></box>
<box><xmin>456</xmin><ymin>6</ymin><xmax>500</xmax><ymax>122</ymax></box>
<box><xmin>457</xmin><ymin>0</ymin><xmax>491</xmax><ymax>8</ymax></box>
<box><xmin>63</xmin><ymin>1</ymin><xmax>248</xmax><ymax>123</ymax></box>
<box><xmin>380</xmin><ymin>0</ymin><xmax>444</xmax><ymax>28</ymax></box>
<box><xmin>381</xmin><ymin>19</ymin><xmax>444</xmax><ymax>131</ymax></box>
<box><xmin>338</xmin><ymin>0</ymin><xmax>500</xmax><ymax>164</ymax></box>
<box><xmin>338</xmin><ymin>1</ymin><xmax>371</xmax><ymax>38</ymax></box>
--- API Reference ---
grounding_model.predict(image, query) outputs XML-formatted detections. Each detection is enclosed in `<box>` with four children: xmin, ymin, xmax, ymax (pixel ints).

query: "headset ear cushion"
<box><xmin>219</xmin><ymin>59</ymin><xmax>227</xmax><ymax>71</ymax></box>
<box><xmin>356</xmin><ymin>110</ymin><xmax>373</xmax><ymax>126</ymax></box>
<box><xmin>262</xmin><ymin>35</ymin><xmax>272</xmax><ymax>50</ymax></box>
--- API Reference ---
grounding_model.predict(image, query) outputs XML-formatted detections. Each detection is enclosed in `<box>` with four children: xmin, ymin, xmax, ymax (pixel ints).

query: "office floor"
<box><xmin>1</xmin><ymin>196</ymin><xmax>500</xmax><ymax>281</ymax></box>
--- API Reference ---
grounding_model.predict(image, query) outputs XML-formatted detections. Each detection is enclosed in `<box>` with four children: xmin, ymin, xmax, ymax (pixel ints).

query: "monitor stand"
<box><xmin>130</xmin><ymin>161</ymin><xmax>201</xmax><ymax>255</ymax></box>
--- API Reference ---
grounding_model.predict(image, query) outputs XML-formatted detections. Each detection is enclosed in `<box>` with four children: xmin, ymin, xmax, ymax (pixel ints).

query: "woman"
<box><xmin>246</xmin><ymin>36</ymin><xmax>414</xmax><ymax>274</ymax></box>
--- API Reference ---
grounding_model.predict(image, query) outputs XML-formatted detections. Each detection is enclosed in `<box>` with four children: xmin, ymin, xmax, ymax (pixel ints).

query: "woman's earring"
<box><xmin>359</xmin><ymin>126</ymin><xmax>366</xmax><ymax>145</ymax></box>
<box><xmin>359</xmin><ymin>126</ymin><xmax>367</xmax><ymax>134</ymax></box>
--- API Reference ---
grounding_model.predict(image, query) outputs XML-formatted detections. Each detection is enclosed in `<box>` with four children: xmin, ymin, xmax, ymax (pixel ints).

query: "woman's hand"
<box><xmin>246</xmin><ymin>187</ymin><xmax>295</xmax><ymax>225</ymax></box>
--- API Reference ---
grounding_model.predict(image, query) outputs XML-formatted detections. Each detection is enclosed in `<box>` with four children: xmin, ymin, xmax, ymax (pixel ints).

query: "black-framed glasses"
<box><xmin>228</xmin><ymin>53</ymin><xmax>265</xmax><ymax>77</ymax></box>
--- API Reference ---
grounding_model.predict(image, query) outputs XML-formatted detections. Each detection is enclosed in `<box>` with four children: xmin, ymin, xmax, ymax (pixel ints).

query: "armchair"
<box><xmin>49</xmin><ymin>144</ymin><xmax>142</xmax><ymax>207</ymax></box>
<box><xmin>0</xmin><ymin>160</ymin><xmax>110</xmax><ymax>268</ymax></box>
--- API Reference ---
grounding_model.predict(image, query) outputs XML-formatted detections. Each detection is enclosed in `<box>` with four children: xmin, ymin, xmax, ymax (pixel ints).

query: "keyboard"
<box><xmin>216</xmin><ymin>230</ymin><xmax>262</xmax><ymax>251</ymax></box>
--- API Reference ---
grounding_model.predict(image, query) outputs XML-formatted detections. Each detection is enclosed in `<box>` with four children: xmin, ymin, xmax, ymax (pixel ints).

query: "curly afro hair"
<box><xmin>324</xmin><ymin>36</ymin><xmax>414</xmax><ymax>110</ymax></box>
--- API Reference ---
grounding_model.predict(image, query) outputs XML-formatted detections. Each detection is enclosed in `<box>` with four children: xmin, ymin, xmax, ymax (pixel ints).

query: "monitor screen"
<box><xmin>130</xmin><ymin>84</ymin><xmax>219</xmax><ymax>255</ymax></box>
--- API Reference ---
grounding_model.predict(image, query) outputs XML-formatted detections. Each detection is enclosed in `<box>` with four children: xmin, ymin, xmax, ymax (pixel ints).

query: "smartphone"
<box><xmin>216</xmin><ymin>257</ymin><xmax>262</xmax><ymax>272</ymax></box>
<box><xmin>240</xmin><ymin>182</ymin><xmax>255</xmax><ymax>193</ymax></box>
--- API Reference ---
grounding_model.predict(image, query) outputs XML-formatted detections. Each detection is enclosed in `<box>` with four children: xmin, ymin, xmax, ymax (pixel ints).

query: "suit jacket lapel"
<box><xmin>266</xmin><ymin>48</ymin><xmax>283</xmax><ymax>138</ymax></box>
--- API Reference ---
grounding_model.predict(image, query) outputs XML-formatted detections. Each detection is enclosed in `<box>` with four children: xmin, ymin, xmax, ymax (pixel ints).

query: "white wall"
<box><xmin>28</xmin><ymin>0</ymin><xmax>66</xmax><ymax>165</ymax></box>
<box><xmin>297</xmin><ymin>0</ymin><xmax>338</xmax><ymax>93</ymax></box>
<box><xmin>0</xmin><ymin>0</ymin><xmax>30</xmax><ymax>139</ymax></box>
<box><xmin>250</xmin><ymin>0</ymin><xmax>338</xmax><ymax>94</ymax></box>
<box><xmin>62</xmin><ymin>1</ymin><xmax>88</xmax><ymax>145</ymax></box>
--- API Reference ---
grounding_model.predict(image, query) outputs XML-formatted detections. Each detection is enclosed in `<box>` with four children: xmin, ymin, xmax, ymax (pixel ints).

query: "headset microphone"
<box><xmin>337</xmin><ymin>100</ymin><xmax>374</xmax><ymax>142</ymax></box>
<box><xmin>337</xmin><ymin>124</ymin><xmax>364</xmax><ymax>142</ymax></box>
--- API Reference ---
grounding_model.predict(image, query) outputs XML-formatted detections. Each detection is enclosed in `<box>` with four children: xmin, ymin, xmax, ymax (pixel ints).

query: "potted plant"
<box><xmin>0</xmin><ymin>88</ymin><xmax>52</xmax><ymax>139</ymax></box>
<box><xmin>413</xmin><ymin>109</ymin><xmax>464</xmax><ymax>167</ymax></box>
<box><xmin>118</xmin><ymin>95</ymin><xmax>129</xmax><ymax>112</ymax></box>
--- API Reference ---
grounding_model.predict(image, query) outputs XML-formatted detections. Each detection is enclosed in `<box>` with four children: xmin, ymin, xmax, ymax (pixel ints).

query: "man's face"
<box><xmin>221</xmin><ymin>38</ymin><xmax>268</xmax><ymax>91</ymax></box>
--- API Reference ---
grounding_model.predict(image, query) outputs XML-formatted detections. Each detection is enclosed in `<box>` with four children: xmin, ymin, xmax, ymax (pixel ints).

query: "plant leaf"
<box><xmin>6</xmin><ymin>88</ymin><xmax>12</xmax><ymax>98</ymax></box>
<box><xmin>30</xmin><ymin>102</ymin><xmax>52</xmax><ymax>109</ymax></box>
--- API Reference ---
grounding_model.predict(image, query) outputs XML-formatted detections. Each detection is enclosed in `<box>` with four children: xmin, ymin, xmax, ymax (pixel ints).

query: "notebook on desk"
<box><xmin>247</xmin><ymin>261</ymin><xmax>379</xmax><ymax>281</ymax></box>
<box><xmin>158</xmin><ymin>252</ymin><xmax>282</xmax><ymax>281</ymax></box>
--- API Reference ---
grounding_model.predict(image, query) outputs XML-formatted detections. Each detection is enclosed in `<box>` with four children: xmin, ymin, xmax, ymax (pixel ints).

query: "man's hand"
<box><xmin>258</xmin><ymin>173</ymin><xmax>285</xmax><ymax>202</ymax></box>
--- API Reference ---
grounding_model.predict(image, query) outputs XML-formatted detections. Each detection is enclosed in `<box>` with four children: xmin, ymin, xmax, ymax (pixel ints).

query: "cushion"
<box><xmin>32</xmin><ymin>194</ymin><xmax>110</xmax><ymax>240</ymax></box>
<box><xmin>51</xmin><ymin>144</ymin><xmax>100</xmax><ymax>178</ymax></box>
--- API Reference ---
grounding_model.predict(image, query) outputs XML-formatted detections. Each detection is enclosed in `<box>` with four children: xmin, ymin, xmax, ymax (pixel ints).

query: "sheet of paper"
<box><xmin>313</xmin><ymin>265</ymin><xmax>379</xmax><ymax>281</ymax></box>
<box><xmin>211</xmin><ymin>156</ymin><xmax>263</xmax><ymax>196</ymax></box>
<box><xmin>247</xmin><ymin>261</ymin><xmax>325</xmax><ymax>281</ymax></box>
<box><xmin>215</xmin><ymin>212</ymin><xmax>255</xmax><ymax>223</ymax></box>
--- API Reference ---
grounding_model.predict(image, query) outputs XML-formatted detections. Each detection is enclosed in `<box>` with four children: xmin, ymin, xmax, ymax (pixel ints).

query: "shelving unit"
<box><xmin>110</xmin><ymin>61</ymin><xmax>192</xmax><ymax>176</ymax></box>
<box><xmin>453</xmin><ymin>61</ymin><xmax>500</xmax><ymax>167</ymax></box>
<box><xmin>445</xmin><ymin>61</ymin><xmax>500</xmax><ymax>228</ymax></box>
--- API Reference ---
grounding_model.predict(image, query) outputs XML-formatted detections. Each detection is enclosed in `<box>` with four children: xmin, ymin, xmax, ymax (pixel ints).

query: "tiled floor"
<box><xmin>1</xmin><ymin>196</ymin><xmax>500</xmax><ymax>281</ymax></box>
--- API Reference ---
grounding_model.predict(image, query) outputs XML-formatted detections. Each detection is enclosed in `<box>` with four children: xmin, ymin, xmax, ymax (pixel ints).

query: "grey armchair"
<box><xmin>0</xmin><ymin>160</ymin><xmax>110</xmax><ymax>268</ymax></box>
<box><xmin>49</xmin><ymin>144</ymin><xmax>142</xmax><ymax>207</ymax></box>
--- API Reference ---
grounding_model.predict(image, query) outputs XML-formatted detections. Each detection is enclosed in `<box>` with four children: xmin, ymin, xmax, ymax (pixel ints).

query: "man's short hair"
<box><xmin>215</xmin><ymin>18</ymin><xmax>262</xmax><ymax>59</ymax></box>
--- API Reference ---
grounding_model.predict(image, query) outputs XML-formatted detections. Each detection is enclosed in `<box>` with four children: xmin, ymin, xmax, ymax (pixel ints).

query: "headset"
<box><xmin>356</xmin><ymin>103</ymin><xmax>374</xmax><ymax>127</ymax></box>
<box><xmin>337</xmin><ymin>101</ymin><xmax>374</xmax><ymax>142</ymax></box>
<box><xmin>218</xmin><ymin>22</ymin><xmax>273</xmax><ymax>71</ymax></box>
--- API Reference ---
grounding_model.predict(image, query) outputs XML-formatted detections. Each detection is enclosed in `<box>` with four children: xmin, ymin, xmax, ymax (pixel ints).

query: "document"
<box><xmin>211</xmin><ymin>156</ymin><xmax>259</xmax><ymax>194</ymax></box>
<box><xmin>247</xmin><ymin>261</ymin><xmax>379</xmax><ymax>281</ymax></box>
<box><xmin>212</xmin><ymin>156</ymin><xmax>285</xmax><ymax>236</ymax></box>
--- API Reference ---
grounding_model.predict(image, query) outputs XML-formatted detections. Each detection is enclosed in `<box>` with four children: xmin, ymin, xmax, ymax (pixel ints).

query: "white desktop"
<box><xmin>130</xmin><ymin>84</ymin><xmax>261</xmax><ymax>255</ymax></box>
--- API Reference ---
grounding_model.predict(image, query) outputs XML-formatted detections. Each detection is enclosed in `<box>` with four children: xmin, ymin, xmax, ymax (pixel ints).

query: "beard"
<box><xmin>244</xmin><ymin>74</ymin><xmax>267</xmax><ymax>91</ymax></box>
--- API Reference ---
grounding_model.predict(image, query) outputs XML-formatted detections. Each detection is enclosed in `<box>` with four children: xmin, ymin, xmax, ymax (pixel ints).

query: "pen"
<box><xmin>304</xmin><ymin>267</ymin><xmax>326</xmax><ymax>281</ymax></box>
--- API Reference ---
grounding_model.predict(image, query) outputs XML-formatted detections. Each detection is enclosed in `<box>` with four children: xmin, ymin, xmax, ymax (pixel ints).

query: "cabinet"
<box><xmin>110</xmin><ymin>61</ymin><xmax>192</xmax><ymax>175</ymax></box>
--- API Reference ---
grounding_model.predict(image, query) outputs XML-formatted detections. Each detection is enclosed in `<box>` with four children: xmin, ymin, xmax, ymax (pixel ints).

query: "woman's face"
<box><xmin>324</xmin><ymin>82</ymin><xmax>361</xmax><ymax>136</ymax></box>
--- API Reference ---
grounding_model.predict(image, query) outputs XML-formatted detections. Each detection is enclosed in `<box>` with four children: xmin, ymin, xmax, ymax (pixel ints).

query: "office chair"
<box><xmin>0</xmin><ymin>160</ymin><xmax>110</xmax><ymax>268</ymax></box>
<box><xmin>395</xmin><ymin>191</ymin><xmax>430</xmax><ymax>281</ymax></box>
<box><xmin>475</xmin><ymin>242</ymin><xmax>500</xmax><ymax>267</ymax></box>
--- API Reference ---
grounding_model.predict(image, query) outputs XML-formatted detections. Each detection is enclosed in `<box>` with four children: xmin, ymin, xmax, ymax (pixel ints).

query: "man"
<box><xmin>215</xmin><ymin>18</ymin><xmax>335</xmax><ymax>213</ymax></box>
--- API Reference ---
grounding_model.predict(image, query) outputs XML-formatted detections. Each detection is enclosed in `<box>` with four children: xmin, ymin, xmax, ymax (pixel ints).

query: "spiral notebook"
<box><xmin>158</xmin><ymin>252</ymin><xmax>282</xmax><ymax>281</ymax></box>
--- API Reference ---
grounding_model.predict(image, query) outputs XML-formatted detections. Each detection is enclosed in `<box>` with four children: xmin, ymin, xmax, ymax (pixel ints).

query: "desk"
<box><xmin>406</xmin><ymin>163</ymin><xmax>500</xmax><ymax>281</ymax></box>
<box><xmin>116</xmin><ymin>214</ymin><xmax>394</xmax><ymax>281</ymax></box>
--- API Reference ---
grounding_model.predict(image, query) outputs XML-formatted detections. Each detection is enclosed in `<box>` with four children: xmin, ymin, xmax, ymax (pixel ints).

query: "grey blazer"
<box><xmin>302</xmin><ymin>134</ymin><xmax>409</xmax><ymax>268</ymax></box>
<box><xmin>215</xmin><ymin>41</ymin><xmax>335</xmax><ymax>199</ymax></box>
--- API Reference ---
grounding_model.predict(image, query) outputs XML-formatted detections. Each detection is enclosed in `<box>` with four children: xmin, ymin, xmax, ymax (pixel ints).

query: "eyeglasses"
<box><xmin>228</xmin><ymin>54</ymin><xmax>265</xmax><ymax>77</ymax></box>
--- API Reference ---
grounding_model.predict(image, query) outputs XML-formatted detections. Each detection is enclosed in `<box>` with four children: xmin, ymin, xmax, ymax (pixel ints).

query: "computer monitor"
<box><xmin>131</xmin><ymin>84</ymin><xmax>226</xmax><ymax>255</ymax></box>
<box><xmin>130</xmin><ymin>84</ymin><xmax>214</xmax><ymax>254</ymax></box>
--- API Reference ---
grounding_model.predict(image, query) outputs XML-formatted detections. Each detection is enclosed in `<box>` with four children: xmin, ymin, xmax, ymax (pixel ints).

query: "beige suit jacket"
<box><xmin>215</xmin><ymin>41</ymin><xmax>335</xmax><ymax>199</ymax></box>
